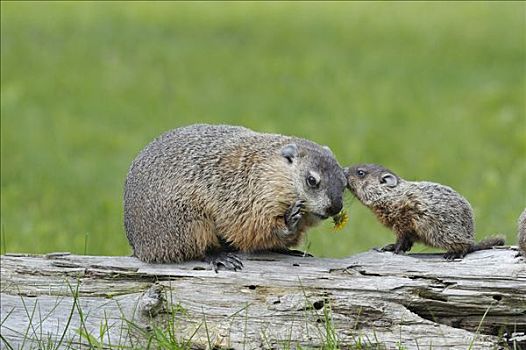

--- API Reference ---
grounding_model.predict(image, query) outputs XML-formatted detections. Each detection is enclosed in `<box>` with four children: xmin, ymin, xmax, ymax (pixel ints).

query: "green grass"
<box><xmin>1</xmin><ymin>2</ymin><xmax>525</xmax><ymax>257</ymax></box>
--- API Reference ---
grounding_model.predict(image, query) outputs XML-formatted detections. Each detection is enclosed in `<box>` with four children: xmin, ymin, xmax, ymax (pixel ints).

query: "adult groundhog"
<box><xmin>518</xmin><ymin>208</ymin><xmax>526</xmax><ymax>256</ymax></box>
<box><xmin>345</xmin><ymin>164</ymin><xmax>504</xmax><ymax>259</ymax></box>
<box><xmin>124</xmin><ymin>124</ymin><xmax>346</xmax><ymax>270</ymax></box>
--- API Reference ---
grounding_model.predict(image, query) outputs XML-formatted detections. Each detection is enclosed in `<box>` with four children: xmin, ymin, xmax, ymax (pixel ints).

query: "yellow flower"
<box><xmin>332</xmin><ymin>210</ymin><xmax>349</xmax><ymax>231</ymax></box>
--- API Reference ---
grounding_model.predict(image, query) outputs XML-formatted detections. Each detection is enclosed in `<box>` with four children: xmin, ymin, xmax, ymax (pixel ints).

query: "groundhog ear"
<box><xmin>281</xmin><ymin>143</ymin><xmax>298</xmax><ymax>164</ymax></box>
<box><xmin>381</xmin><ymin>173</ymin><xmax>398</xmax><ymax>188</ymax></box>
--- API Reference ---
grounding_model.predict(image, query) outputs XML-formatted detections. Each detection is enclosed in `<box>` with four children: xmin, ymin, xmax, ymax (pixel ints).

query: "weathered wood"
<box><xmin>1</xmin><ymin>248</ymin><xmax>525</xmax><ymax>349</ymax></box>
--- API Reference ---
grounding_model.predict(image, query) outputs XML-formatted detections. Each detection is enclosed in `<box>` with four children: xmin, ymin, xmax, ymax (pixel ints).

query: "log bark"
<box><xmin>1</xmin><ymin>248</ymin><xmax>525</xmax><ymax>350</ymax></box>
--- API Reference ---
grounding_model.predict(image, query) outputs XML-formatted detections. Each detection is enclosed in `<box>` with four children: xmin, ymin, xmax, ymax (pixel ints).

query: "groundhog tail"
<box><xmin>471</xmin><ymin>235</ymin><xmax>506</xmax><ymax>252</ymax></box>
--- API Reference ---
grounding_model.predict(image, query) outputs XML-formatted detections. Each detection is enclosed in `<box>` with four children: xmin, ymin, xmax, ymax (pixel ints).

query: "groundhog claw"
<box><xmin>206</xmin><ymin>252</ymin><xmax>243</xmax><ymax>272</ymax></box>
<box><xmin>443</xmin><ymin>251</ymin><xmax>464</xmax><ymax>261</ymax></box>
<box><xmin>285</xmin><ymin>200</ymin><xmax>305</xmax><ymax>231</ymax></box>
<box><xmin>381</xmin><ymin>243</ymin><xmax>397</xmax><ymax>252</ymax></box>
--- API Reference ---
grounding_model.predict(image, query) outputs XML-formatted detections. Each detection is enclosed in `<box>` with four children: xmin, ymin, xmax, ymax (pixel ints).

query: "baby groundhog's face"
<box><xmin>344</xmin><ymin>164</ymin><xmax>400</xmax><ymax>207</ymax></box>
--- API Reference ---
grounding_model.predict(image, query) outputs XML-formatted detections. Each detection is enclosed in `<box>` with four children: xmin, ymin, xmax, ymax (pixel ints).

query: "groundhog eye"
<box><xmin>306</xmin><ymin>175</ymin><xmax>319</xmax><ymax>188</ymax></box>
<box><xmin>356</xmin><ymin>170</ymin><xmax>366</xmax><ymax>177</ymax></box>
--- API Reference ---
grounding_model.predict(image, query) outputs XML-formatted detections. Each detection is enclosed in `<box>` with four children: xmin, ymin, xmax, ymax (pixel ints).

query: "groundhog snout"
<box><xmin>326</xmin><ymin>200</ymin><xmax>343</xmax><ymax>217</ymax></box>
<box><xmin>344</xmin><ymin>178</ymin><xmax>359</xmax><ymax>196</ymax></box>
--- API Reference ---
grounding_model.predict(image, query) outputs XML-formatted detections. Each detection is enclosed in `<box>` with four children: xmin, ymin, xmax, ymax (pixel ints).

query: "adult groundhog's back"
<box><xmin>125</xmin><ymin>125</ymin><xmax>265</xmax><ymax>223</ymax></box>
<box><xmin>124</xmin><ymin>124</ymin><xmax>292</xmax><ymax>201</ymax></box>
<box><xmin>126</xmin><ymin>124</ymin><xmax>253</xmax><ymax>187</ymax></box>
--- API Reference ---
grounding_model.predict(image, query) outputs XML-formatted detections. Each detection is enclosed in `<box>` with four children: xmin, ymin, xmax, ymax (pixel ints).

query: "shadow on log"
<box><xmin>1</xmin><ymin>248</ymin><xmax>525</xmax><ymax>349</ymax></box>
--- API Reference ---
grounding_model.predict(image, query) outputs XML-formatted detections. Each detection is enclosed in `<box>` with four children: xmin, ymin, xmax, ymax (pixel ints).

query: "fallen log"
<box><xmin>1</xmin><ymin>248</ymin><xmax>525</xmax><ymax>349</ymax></box>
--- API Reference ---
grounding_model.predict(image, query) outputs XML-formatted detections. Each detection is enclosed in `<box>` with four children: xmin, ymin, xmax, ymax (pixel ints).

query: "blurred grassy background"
<box><xmin>1</xmin><ymin>2</ymin><xmax>524</xmax><ymax>258</ymax></box>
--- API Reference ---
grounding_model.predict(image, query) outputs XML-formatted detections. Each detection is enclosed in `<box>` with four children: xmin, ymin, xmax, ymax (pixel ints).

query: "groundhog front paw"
<box><xmin>379</xmin><ymin>243</ymin><xmax>409</xmax><ymax>255</ymax></box>
<box><xmin>380</xmin><ymin>243</ymin><xmax>397</xmax><ymax>252</ymax></box>
<box><xmin>379</xmin><ymin>236</ymin><xmax>413</xmax><ymax>254</ymax></box>
<box><xmin>285</xmin><ymin>200</ymin><xmax>305</xmax><ymax>233</ymax></box>
<box><xmin>205</xmin><ymin>252</ymin><xmax>243</xmax><ymax>272</ymax></box>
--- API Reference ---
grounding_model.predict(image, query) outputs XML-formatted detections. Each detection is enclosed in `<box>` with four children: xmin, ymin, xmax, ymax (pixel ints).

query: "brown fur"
<box><xmin>518</xmin><ymin>208</ymin><xmax>526</xmax><ymax>256</ymax></box>
<box><xmin>345</xmin><ymin>164</ymin><xmax>505</xmax><ymax>259</ymax></box>
<box><xmin>124</xmin><ymin>124</ymin><xmax>346</xmax><ymax>263</ymax></box>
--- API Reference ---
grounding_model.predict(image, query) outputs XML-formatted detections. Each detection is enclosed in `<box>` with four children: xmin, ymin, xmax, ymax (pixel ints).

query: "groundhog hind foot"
<box><xmin>376</xmin><ymin>244</ymin><xmax>404</xmax><ymax>254</ymax></box>
<box><xmin>204</xmin><ymin>252</ymin><xmax>243</xmax><ymax>273</ymax></box>
<box><xmin>443</xmin><ymin>251</ymin><xmax>466</xmax><ymax>261</ymax></box>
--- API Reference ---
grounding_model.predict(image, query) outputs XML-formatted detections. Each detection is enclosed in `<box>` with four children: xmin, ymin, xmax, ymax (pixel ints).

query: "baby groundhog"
<box><xmin>124</xmin><ymin>124</ymin><xmax>346</xmax><ymax>270</ymax></box>
<box><xmin>345</xmin><ymin>164</ymin><xmax>504</xmax><ymax>259</ymax></box>
<box><xmin>518</xmin><ymin>208</ymin><xmax>526</xmax><ymax>256</ymax></box>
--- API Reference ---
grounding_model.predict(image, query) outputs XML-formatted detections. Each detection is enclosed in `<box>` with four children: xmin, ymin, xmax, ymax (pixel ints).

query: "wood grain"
<box><xmin>1</xmin><ymin>248</ymin><xmax>525</xmax><ymax>349</ymax></box>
